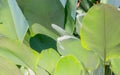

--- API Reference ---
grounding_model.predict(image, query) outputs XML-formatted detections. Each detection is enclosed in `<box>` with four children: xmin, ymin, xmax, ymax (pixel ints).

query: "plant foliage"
<box><xmin>0</xmin><ymin>0</ymin><xmax>120</xmax><ymax>75</ymax></box>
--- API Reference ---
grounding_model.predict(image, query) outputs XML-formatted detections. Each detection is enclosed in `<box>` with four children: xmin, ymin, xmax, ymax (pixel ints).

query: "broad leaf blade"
<box><xmin>8</xmin><ymin>0</ymin><xmax>28</xmax><ymax>41</ymax></box>
<box><xmin>57</xmin><ymin>35</ymin><xmax>99</xmax><ymax>70</ymax></box>
<box><xmin>0</xmin><ymin>56</ymin><xmax>23</xmax><ymax>75</ymax></box>
<box><xmin>0</xmin><ymin>37</ymin><xmax>39</xmax><ymax>70</ymax></box>
<box><xmin>38</xmin><ymin>48</ymin><xmax>60</xmax><ymax>74</ymax></box>
<box><xmin>0</xmin><ymin>0</ymin><xmax>28</xmax><ymax>41</ymax></box>
<box><xmin>17</xmin><ymin>0</ymin><xmax>64</xmax><ymax>39</ymax></box>
<box><xmin>80</xmin><ymin>4</ymin><xmax>120</xmax><ymax>59</ymax></box>
<box><xmin>54</xmin><ymin>55</ymin><xmax>84</xmax><ymax>75</ymax></box>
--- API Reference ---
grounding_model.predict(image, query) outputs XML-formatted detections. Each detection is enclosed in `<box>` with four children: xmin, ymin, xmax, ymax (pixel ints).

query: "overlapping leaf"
<box><xmin>57</xmin><ymin>35</ymin><xmax>99</xmax><ymax>70</ymax></box>
<box><xmin>16</xmin><ymin>0</ymin><xmax>64</xmax><ymax>39</ymax></box>
<box><xmin>80</xmin><ymin>4</ymin><xmax>120</xmax><ymax>60</ymax></box>
<box><xmin>38</xmin><ymin>48</ymin><xmax>60</xmax><ymax>74</ymax></box>
<box><xmin>0</xmin><ymin>37</ymin><xmax>39</xmax><ymax>70</ymax></box>
<box><xmin>0</xmin><ymin>0</ymin><xmax>28</xmax><ymax>41</ymax></box>
<box><xmin>54</xmin><ymin>55</ymin><xmax>85</xmax><ymax>75</ymax></box>
<box><xmin>0</xmin><ymin>56</ymin><xmax>23</xmax><ymax>75</ymax></box>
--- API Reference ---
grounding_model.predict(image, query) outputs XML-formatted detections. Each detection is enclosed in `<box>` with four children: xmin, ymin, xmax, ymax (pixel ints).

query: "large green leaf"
<box><xmin>0</xmin><ymin>56</ymin><xmax>23</xmax><ymax>75</ymax></box>
<box><xmin>0</xmin><ymin>0</ymin><xmax>28</xmax><ymax>41</ymax></box>
<box><xmin>54</xmin><ymin>55</ymin><xmax>85</xmax><ymax>75</ymax></box>
<box><xmin>80</xmin><ymin>4</ymin><xmax>120</xmax><ymax>60</ymax></box>
<box><xmin>57</xmin><ymin>35</ymin><xmax>99</xmax><ymax>70</ymax></box>
<box><xmin>38</xmin><ymin>48</ymin><xmax>60</xmax><ymax>74</ymax></box>
<box><xmin>16</xmin><ymin>0</ymin><xmax>64</xmax><ymax>39</ymax></box>
<box><xmin>0</xmin><ymin>37</ymin><xmax>39</xmax><ymax>70</ymax></box>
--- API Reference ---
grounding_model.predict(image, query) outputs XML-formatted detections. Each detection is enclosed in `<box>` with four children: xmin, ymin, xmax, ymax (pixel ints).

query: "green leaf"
<box><xmin>0</xmin><ymin>56</ymin><xmax>23</xmax><ymax>75</ymax></box>
<box><xmin>31</xmin><ymin>23</ymin><xmax>58</xmax><ymax>40</ymax></box>
<box><xmin>0</xmin><ymin>37</ymin><xmax>39</xmax><ymax>70</ymax></box>
<box><xmin>57</xmin><ymin>35</ymin><xmax>99</xmax><ymax>70</ymax></box>
<box><xmin>54</xmin><ymin>55</ymin><xmax>84</xmax><ymax>75</ymax></box>
<box><xmin>30</xmin><ymin>34</ymin><xmax>57</xmax><ymax>53</ymax></box>
<box><xmin>111</xmin><ymin>58</ymin><xmax>120</xmax><ymax>75</ymax></box>
<box><xmin>0</xmin><ymin>0</ymin><xmax>28</xmax><ymax>41</ymax></box>
<box><xmin>64</xmin><ymin>0</ymin><xmax>77</xmax><ymax>33</ymax></box>
<box><xmin>80</xmin><ymin>4</ymin><xmax>120</xmax><ymax>60</ymax></box>
<box><xmin>38</xmin><ymin>48</ymin><xmax>60</xmax><ymax>74</ymax></box>
<box><xmin>16</xmin><ymin>0</ymin><xmax>64</xmax><ymax>39</ymax></box>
